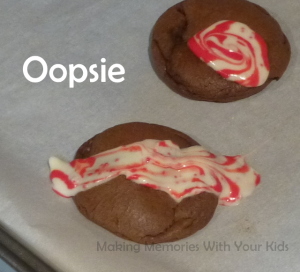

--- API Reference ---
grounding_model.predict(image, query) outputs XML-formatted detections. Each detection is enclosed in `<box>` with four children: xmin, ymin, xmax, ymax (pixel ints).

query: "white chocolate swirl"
<box><xmin>49</xmin><ymin>140</ymin><xmax>260</xmax><ymax>206</ymax></box>
<box><xmin>188</xmin><ymin>20</ymin><xmax>270</xmax><ymax>87</ymax></box>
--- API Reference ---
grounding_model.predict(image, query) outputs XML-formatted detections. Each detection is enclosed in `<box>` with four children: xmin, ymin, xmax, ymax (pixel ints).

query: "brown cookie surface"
<box><xmin>150</xmin><ymin>0</ymin><xmax>291</xmax><ymax>102</ymax></box>
<box><xmin>73</xmin><ymin>122</ymin><xmax>218</xmax><ymax>244</ymax></box>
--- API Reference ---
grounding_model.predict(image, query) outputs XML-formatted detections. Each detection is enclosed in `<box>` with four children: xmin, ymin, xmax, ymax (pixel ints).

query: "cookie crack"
<box><xmin>140</xmin><ymin>206</ymin><xmax>177</xmax><ymax>240</ymax></box>
<box><xmin>174</xmin><ymin>4</ymin><xmax>188</xmax><ymax>43</ymax></box>
<box><xmin>152</xmin><ymin>39</ymin><xmax>189</xmax><ymax>94</ymax></box>
<box><xmin>141</xmin><ymin>205</ymin><xmax>196</xmax><ymax>243</ymax></box>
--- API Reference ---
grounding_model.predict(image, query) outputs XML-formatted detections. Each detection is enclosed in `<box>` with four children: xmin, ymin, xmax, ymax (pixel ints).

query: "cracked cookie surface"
<box><xmin>73</xmin><ymin>122</ymin><xmax>218</xmax><ymax>244</ymax></box>
<box><xmin>150</xmin><ymin>0</ymin><xmax>290</xmax><ymax>102</ymax></box>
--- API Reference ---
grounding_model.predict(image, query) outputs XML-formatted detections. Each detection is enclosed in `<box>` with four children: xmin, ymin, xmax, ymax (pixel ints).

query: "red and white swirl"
<box><xmin>49</xmin><ymin>139</ymin><xmax>260</xmax><ymax>206</ymax></box>
<box><xmin>188</xmin><ymin>20</ymin><xmax>270</xmax><ymax>87</ymax></box>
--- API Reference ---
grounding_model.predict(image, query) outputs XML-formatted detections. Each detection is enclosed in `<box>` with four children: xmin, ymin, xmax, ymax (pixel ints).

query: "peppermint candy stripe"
<box><xmin>188</xmin><ymin>20</ymin><xmax>270</xmax><ymax>87</ymax></box>
<box><xmin>49</xmin><ymin>139</ymin><xmax>260</xmax><ymax>206</ymax></box>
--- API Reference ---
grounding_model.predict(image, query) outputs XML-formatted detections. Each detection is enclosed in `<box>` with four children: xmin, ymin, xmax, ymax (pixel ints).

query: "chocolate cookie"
<box><xmin>73</xmin><ymin>122</ymin><xmax>218</xmax><ymax>244</ymax></box>
<box><xmin>150</xmin><ymin>0</ymin><xmax>290</xmax><ymax>102</ymax></box>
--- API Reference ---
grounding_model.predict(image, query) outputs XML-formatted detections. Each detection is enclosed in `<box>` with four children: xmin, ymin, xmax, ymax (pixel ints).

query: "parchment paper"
<box><xmin>0</xmin><ymin>0</ymin><xmax>299</xmax><ymax>271</ymax></box>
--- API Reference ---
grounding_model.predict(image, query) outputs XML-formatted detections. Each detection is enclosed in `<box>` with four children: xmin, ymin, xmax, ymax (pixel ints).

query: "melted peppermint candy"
<box><xmin>188</xmin><ymin>20</ymin><xmax>270</xmax><ymax>87</ymax></box>
<box><xmin>49</xmin><ymin>140</ymin><xmax>260</xmax><ymax>206</ymax></box>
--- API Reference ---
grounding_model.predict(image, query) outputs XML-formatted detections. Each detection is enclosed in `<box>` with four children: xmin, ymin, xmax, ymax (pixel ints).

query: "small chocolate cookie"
<box><xmin>73</xmin><ymin>122</ymin><xmax>218</xmax><ymax>244</ymax></box>
<box><xmin>150</xmin><ymin>0</ymin><xmax>290</xmax><ymax>102</ymax></box>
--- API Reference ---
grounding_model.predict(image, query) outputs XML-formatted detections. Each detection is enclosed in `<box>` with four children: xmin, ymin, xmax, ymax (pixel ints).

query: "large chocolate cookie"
<box><xmin>73</xmin><ymin>122</ymin><xmax>218</xmax><ymax>244</ymax></box>
<box><xmin>150</xmin><ymin>0</ymin><xmax>290</xmax><ymax>102</ymax></box>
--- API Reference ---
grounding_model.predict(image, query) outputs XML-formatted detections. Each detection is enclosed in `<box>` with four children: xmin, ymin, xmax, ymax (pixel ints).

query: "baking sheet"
<box><xmin>0</xmin><ymin>224</ymin><xmax>56</xmax><ymax>272</ymax></box>
<box><xmin>0</xmin><ymin>0</ymin><xmax>299</xmax><ymax>271</ymax></box>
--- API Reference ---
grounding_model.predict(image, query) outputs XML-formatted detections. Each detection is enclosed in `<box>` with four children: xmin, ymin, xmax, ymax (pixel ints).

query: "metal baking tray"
<box><xmin>0</xmin><ymin>224</ymin><xmax>56</xmax><ymax>272</ymax></box>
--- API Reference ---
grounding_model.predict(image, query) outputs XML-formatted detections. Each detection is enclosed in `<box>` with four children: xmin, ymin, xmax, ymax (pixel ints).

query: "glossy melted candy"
<box><xmin>49</xmin><ymin>140</ymin><xmax>260</xmax><ymax>206</ymax></box>
<box><xmin>188</xmin><ymin>20</ymin><xmax>270</xmax><ymax>87</ymax></box>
